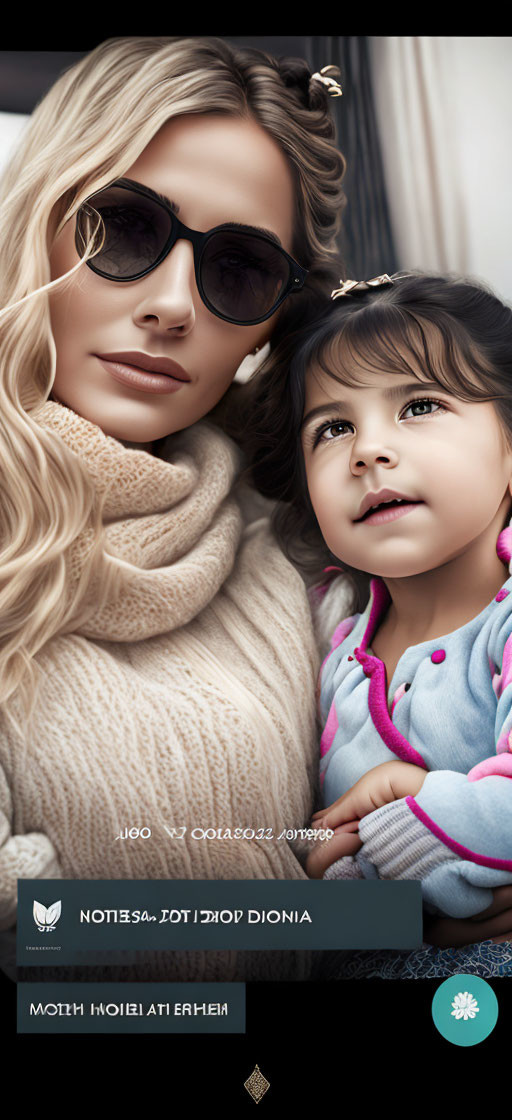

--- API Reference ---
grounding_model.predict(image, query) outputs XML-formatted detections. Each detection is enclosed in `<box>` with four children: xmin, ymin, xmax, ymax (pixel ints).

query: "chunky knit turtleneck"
<box><xmin>38</xmin><ymin>399</ymin><xmax>244</xmax><ymax>639</ymax></box>
<box><xmin>0</xmin><ymin>403</ymin><xmax>320</xmax><ymax>980</ymax></box>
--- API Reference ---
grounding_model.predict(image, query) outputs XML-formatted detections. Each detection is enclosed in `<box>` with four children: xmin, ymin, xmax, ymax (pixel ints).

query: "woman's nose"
<box><xmin>349</xmin><ymin>428</ymin><xmax>400</xmax><ymax>474</ymax></box>
<box><xmin>132</xmin><ymin>240</ymin><xmax>196</xmax><ymax>334</ymax></box>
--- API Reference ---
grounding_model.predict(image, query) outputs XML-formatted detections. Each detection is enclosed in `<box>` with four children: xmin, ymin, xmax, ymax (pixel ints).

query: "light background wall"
<box><xmin>1</xmin><ymin>38</ymin><xmax>512</xmax><ymax>300</ymax></box>
<box><xmin>369</xmin><ymin>36</ymin><xmax>512</xmax><ymax>301</ymax></box>
<box><xmin>0</xmin><ymin>109</ymin><xmax>28</xmax><ymax>172</ymax></box>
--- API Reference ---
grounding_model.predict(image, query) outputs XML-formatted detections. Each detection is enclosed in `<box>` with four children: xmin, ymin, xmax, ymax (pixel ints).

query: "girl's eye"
<box><xmin>307</xmin><ymin>397</ymin><xmax>446</xmax><ymax>449</ymax></box>
<box><xmin>400</xmin><ymin>398</ymin><xmax>445</xmax><ymax>420</ymax></box>
<box><xmin>312</xmin><ymin>420</ymin><xmax>353</xmax><ymax>447</ymax></box>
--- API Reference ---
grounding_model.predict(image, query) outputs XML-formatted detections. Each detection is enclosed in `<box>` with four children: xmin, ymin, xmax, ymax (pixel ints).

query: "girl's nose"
<box><xmin>132</xmin><ymin>240</ymin><xmax>196</xmax><ymax>335</ymax></box>
<box><xmin>349</xmin><ymin>432</ymin><xmax>400</xmax><ymax>475</ymax></box>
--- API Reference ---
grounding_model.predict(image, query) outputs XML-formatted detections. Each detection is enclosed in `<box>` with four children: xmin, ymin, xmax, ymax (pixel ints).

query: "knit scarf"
<box><xmin>2</xmin><ymin>399</ymin><xmax>319</xmax><ymax>982</ymax></box>
<box><xmin>37</xmin><ymin>400</ymin><xmax>244</xmax><ymax>640</ymax></box>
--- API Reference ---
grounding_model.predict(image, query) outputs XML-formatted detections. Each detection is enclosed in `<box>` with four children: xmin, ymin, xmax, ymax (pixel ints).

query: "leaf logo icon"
<box><xmin>46</xmin><ymin>901</ymin><xmax>62</xmax><ymax>926</ymax></box>
<box><xmin>33</xmin><ymin>899</ymin><xmax>62</xmax><ymax>932</ymax></box>
<box><xmin>33</xmin><ymin>900</ymin><xmax>47</xmax><ymax>927</ymax></box>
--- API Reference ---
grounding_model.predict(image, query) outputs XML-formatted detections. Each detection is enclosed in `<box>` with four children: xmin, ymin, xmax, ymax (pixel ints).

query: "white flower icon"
<box><xmin>451</xmin><ymin>991</ymin><xmax>480</xmax><ymax>1021</ymax></box>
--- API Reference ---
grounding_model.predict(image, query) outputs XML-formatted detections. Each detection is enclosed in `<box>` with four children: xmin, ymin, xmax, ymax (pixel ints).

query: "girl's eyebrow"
<box><xmin>301</xmin><ymin>379</ymin><xmax>443</xmax><ymax>430</ymax></box>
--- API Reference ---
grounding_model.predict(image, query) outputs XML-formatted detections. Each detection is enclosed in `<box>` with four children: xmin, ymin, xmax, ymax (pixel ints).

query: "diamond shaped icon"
<box><xmin>244</xmin><ymin>1065</ymin><xmax>270</xmax><ymax>1103</ymax></box>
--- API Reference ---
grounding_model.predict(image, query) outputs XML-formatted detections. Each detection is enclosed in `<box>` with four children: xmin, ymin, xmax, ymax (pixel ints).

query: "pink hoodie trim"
<box><xmin>319</xmin><ymin>615</ymin><xmax>358</xmax><ymax>680</ymax></box>
<box><xmin>496</xmin><ymin>526</ymin><xmax>512</xmax><ymax>565</ymax></box>
<box><xmin>360</xmin><ymin>578</ymin><xmax>391</xmax><ymax>648</ymax></box>
<box><xmin>391</xmin><ymin>682</ymin><xmax>408</xmax><ymax>716</ymax></box>
<box><xmin>318</xmin><ymin>616</ymin><xmax>359</xmax><ymax>751</ymax></box>
<box><xmin>491</xmin><ymin>632</ymin><xmax>512</xmax><ymax>701</ymax></box>
<box><xmin>468</xmin><ymin>755</ymin><xmax>512</xmax><ymax>780</ymax></box>
<box><xmin>405</xmin><ymin>795</ymin><xmax>512</xmax><ymax>870</ymax></box>
<box><xmin>320</xmin><ymin>698</ymin><xmax>339</xmax><ymax>759</ymax></box>
<box><xmin>354</xmin><ymin>578</ymin><xmax>428</xmax><ymax>769</ymax></box>
<box><xmin>355</xmin><ymin>651</ymin><xmax>428</xmax><ymax>768</ymax></box>
<box><xmin>496</xmin><ymin>726</ymin><xmax>512</xmax><ymax>755</ymax></box>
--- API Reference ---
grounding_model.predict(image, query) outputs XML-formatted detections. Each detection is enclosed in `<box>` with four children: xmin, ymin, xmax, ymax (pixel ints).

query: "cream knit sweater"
<box><xmin>0</xmin><ymin>402</ymin><xmax>320</xmax><ymax>979</ymax></box>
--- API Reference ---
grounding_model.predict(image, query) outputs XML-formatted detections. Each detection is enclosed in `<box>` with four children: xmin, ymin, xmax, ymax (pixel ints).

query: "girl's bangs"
<box><xmin>313</xmin><ymin>303</ymin><xmax>499</xmax><ymax>403</ymax></box>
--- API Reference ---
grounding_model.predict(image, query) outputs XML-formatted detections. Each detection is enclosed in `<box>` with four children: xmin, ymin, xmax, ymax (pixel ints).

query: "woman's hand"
<box><xmin>306</xmin><ymin>761</ymin><xmax>427</xmax><ymax>879</ymax></box>
<box><xmin>425</xmin><ymin>885</ymin><xmax>512</xmax><ymax>948</ymax></box>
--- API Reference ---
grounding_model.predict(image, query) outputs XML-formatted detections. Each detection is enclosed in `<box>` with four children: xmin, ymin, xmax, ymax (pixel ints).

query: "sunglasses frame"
<box><xmin>76</xmin><ymin>177</ymin><xmax>309</xmax><ymax>326</ymax></box>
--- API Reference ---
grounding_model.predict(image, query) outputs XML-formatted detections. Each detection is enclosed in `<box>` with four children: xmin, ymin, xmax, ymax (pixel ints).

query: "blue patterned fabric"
<box><xmin>315</xmin><ymin>941</ymin><xmax>512</xmax><ymax>979</ymax></box>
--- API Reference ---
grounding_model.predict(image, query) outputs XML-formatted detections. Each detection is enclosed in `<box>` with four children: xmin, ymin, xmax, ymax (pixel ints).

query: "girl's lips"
<box><xmin>96</xmin><ymin>356</ymin><xmax>189</xmax><ymax>395</ymax></box>
<box><xmin>358</xmin><ymin>500</ymin><xmax>424</xmax><ymax>526</ymax></box>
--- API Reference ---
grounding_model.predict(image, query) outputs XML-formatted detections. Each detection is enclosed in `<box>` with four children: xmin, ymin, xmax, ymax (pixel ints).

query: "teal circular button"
<box><xmin>432</xmin><ymin>975</ymin><xmax>498</xmax><ymax>1046</ymax></box>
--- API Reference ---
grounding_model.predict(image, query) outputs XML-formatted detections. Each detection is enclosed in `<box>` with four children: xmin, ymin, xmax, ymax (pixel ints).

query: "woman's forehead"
<box><xmin>125</xmin><ymin>114</ymin><xmax>296</xmax><ymax>251</ymax></box>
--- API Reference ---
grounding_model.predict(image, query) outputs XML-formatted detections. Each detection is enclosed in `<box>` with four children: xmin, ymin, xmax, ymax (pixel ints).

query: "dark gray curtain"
<box><xmin>309</xmin><ymin>36</ymin><xmax>398</xmax><ymax>280</ymax></box>
<box><xmin>227</xmin><ymin>36</ymin><xmax>398</xmax><ymax>280</ymax></box>
<box><xmin>0</xmin><ymin>51</ymin><xmax>84</xmax><ymax>111</ymax></box>
<box><xmin>0</xmin><ymin>38</ymin><xmax>397</xmax><ymax>279</ymax></box>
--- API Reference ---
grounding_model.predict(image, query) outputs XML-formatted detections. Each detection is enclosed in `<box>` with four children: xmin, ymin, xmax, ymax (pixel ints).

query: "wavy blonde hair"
<box><xmin>0</xmin><ymin>36</ymin><xmax>346</xmax><ymax>712</ymax></box>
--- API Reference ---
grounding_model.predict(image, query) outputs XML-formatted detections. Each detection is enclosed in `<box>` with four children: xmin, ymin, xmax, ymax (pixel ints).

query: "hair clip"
<box><xmin>311</xmin><ymin>65</ymin><xmax>343</xmax><ymax>98</ymax></box>
<box><xmin>331</xmin><ymin>274</ymin><xmax>393</xmax><ymax>300</ymax></box>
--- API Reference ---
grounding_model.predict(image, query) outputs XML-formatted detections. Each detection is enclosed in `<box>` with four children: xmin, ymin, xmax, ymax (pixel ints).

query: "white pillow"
<box><xmin>0</xmin><ymin>111</ymin><xmax>29</xmax><ymax>178</ymax></box>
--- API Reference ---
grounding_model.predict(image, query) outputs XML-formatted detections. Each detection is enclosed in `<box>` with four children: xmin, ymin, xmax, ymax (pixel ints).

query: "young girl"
<box><xmin>243</xmin><ymin>271</ymin><xmax>512</xmax><ymax>925</ymax></box>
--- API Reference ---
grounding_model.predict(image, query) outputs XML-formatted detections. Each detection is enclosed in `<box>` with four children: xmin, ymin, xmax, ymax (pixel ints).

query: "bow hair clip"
<box><xmin>331</xmin><ymin>274</ymin><xmax>393</xmax><ymax>300</ymax></box>
<box><xmin>311</xmin><ymin>65</ymin><xmax>343</xmax><ymax>98</ymax></box>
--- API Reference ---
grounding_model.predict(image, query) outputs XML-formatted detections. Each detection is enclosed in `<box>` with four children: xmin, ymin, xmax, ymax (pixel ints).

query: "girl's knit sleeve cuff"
<box><xmin>358</xmin><ymin>798</ymin><xmax>459</xmax><ymax>880</ymax></box>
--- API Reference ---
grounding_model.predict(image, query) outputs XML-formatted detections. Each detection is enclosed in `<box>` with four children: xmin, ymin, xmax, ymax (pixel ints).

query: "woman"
<box><xmin>0</xmin><ymin>37</ymin><xmax>346</xmax><ymax>980</ymax></box>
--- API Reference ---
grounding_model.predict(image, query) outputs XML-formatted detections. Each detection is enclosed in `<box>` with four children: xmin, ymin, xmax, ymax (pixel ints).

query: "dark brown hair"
<box><xmin>238</xmin><ymin>271</ymin><xmax>512</xmax><ymax>607</ymax></box>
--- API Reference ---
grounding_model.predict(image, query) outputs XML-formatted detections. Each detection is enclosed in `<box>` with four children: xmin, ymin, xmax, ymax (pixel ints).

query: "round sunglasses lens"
<box><xmin>200</xmin><ymin>231</ymin><xmax>289</xmax><ymax>322</ymax></box>
<box><xmin>76</xmin><ymin>186</ymin><xmax>172</xmax><ymax>279</ymax></box>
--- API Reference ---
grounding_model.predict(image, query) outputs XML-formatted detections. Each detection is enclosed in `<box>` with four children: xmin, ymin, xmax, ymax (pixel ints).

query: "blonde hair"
<box><xmin>0</xmin><ymin>36</ymin><xmax>346</xmax><ymax>711</ymax></box>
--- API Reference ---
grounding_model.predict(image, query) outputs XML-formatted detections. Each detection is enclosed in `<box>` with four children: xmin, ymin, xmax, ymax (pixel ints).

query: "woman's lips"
<box><xmin>359</xmin><ymin>501</ymin><xmax>424</xmax><ymax>526</ymax></box>
<box><xmin>95</xmin><ymin>356</ymin><xmax>190</xmax><ymax>395</ymax></box>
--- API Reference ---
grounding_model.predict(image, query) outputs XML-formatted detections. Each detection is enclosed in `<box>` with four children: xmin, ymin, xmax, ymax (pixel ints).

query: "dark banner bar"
<box><xmin>17</xmin><ymin>982</ymin><xmax>245</xmax><ymax>1033</ymax></box>
<box><xmin>18</xmin><ymin>879</ymin><xmax>422</xmax><ymax>964</ymax></box>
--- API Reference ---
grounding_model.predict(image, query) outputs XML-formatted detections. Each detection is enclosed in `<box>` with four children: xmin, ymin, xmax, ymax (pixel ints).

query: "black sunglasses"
<box><xmin>75</xmin><ymin>178</ymin><xmax>308</xmax><ymax>326</ymax></box>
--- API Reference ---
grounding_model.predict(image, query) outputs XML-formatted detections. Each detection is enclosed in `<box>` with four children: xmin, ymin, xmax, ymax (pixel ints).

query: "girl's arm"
<box><xmin>356</xmin><ymin>610</ymin><xmax>512</xmax><ymax>918</ymax></box>
<box><xmin>314</xmin><ymin>603</ymin><xmax>512</xmax><ymax>919</ymax></box>
<box><xmin>313</xmin><ymin>759</ymin><xmax>427</xmax><ymax>828</ymax></box>
<box><xmin>306</xmin><ymin>760</ymin><xmax>426</xmax><ymax>878</ymax></box>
